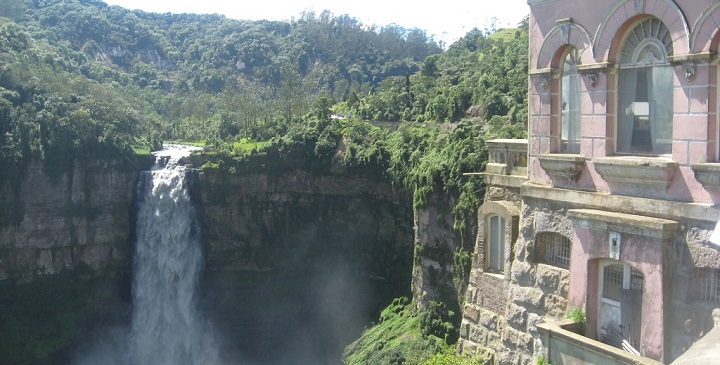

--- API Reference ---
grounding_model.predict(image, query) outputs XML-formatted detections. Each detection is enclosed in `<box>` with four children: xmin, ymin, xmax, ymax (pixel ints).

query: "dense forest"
<box><xmin>0</xmin><ymin>0</ymin><xmax>528</xmax><ymax>363</ymax></box>
<box><xmin>0</xmin><ymin>0</ymin><xmax>527</xmax><ymax>221</ymax></box>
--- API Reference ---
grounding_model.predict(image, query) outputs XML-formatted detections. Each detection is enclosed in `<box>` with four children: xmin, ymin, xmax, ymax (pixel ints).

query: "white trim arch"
<box><xmin>691</xmin><ymin>2</ymin><xmax>720</xmax><ymax>52</ymax></box>
<box><xmin>593</xmin><ymin>0</ymin><xmax>690</xmax><ymax>61</ymax></box>
<box><xmin>536</xmin><ymin>20</ymin><xmax>594</xmax><ymax>69</ymax></box>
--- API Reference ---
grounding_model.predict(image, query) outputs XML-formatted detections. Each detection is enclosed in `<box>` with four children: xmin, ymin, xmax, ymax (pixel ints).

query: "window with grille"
<box><xmin>536</xmin><ymin>232</ymin><xmax>571</xmax><ymax>269</ymax></box>
<box><xmin>602</xmin><ymin>264</ymin><xmax>624</xmax><ymax>301</ymax></box>
<box><xmin>692</xmin><ymin>268</ymin><xmax>720</xmax><ymax>303</ymax></box>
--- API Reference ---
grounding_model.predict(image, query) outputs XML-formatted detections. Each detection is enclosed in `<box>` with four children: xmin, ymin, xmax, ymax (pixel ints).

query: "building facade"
<box><xmin>459</xmin><ymin>1</ymin><xmax>720</xmax><ymax>364</ymax></box>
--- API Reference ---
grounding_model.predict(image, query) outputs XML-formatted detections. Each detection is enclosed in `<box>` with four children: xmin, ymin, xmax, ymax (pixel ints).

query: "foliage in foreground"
<box><xmin>423</xmin><ymin>347</ymin><xmax>485</xmax><ymax>365</ymax></box>
<box><xmin>343</xmin><ymin>297</ymin><xmax>484</xmax><ymax>365</ymax></box>
<box><xmin>342</xmin><ymin>297</ymin><xmax>444</xmax><ymax>365</ymax></box>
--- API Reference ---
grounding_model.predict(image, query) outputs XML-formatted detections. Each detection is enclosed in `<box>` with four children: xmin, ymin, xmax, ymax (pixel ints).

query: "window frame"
<box><xmin>487</xmin><ymin>215</ymin><xmax>506</xmax><ymax>273</ymax></box>
<box><xmin>560</xmin><ymin>47</ymin><xmax>582</xmax><ymax>154</ymax></box>
<box><xmin>616</xmin><ymin>18</ymin><xmax>674</xmax><ymax>156</ymax></box>
<box><xmin>691</xmin><ymin>268</ymin><xmax>720</xmax><ymax>303</ymax></box>
<box><xmin>535</xmin><ymin>232</ymin><xmax>572</xmax><ymax>270</ymax></box>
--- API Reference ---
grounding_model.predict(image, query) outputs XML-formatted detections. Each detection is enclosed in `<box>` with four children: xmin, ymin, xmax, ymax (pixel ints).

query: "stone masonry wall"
<box><xmin>461</xmin><ymin>188</ymin><xmax>720</xmax><ymax>364</ymax></box>
<box><xmin>459</xmin><ymin>197</ymin><xmax>572</xmax><ymax>365</ymax></box>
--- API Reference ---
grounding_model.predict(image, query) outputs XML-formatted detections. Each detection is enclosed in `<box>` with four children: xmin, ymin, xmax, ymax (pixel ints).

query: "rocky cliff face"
<box><xmin>0</xmin><ymin>159</ymin><xmax>151</xmax><ymax>281</ymax></box>
<box><xmin>411</xmin><ymin>194</ymin><xmax>462</xmax><ymax>310</ymax></box>
<box><xmin>197</xmin><ymin>169</ymin><xmax>416</xmax><ymax>364</ymax></box>
<box><xmin>0</xmin><ymin>161</ymin><xmax>434</xmax><ymax>364</ymax></box>
<box><xmin>0</xmin><ymin>157</ymin><xmax>152</xmax><ymax>364</ymax></box>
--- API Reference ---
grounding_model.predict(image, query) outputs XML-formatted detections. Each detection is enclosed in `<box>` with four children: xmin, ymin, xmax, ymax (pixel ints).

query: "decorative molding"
<box><xmin>529</xmin><ymin>67</ymin><xmax>555</xmax><ymax>75</ymax></box>
<box><xmin>691</xmin><ymin>163</ymin><xmax>720</xmax><ymax>192</ymax></box>
<box><xmin>577</xmin><ymin>62</ymin><xmax>613</xmax><ymax>87</ymax></box>
<box><xmin>530</xmin><ymin>69</ymin><xmax>554</xmax><ymax>89</ymax></box>
<box><xmin>634</xmin><ymin>0</ymin><xmax>644</xmax><ymax>14</ymax></box>
<box><xmin>568</xmin><ymin>209</ymin><xmax>679</xmax><ymax>239</ymax></box>
<box><xmin>536</xmin><ymin>21</ymin><xmax>594</xmax><ymax>69</ymax></box>
<box><xmin>587</xmin><ymin>73</ymin><xmax>598</xmax><ymax>87</ymax></box>
<box><xmin>593</xmin><ymin>0</ymin><xmax>690</xmax><ymax>58</ymax></box>
<box><xmin>683</xmin><ymin>62</ymin><xmax>696</xmax><ymax>81</ymax></box>
<box><xmin>667</xmin><ymin>52</ymin><xmax>715</xmax><ymax>64</ymax></box>
<box><xmin>538</xmin><ymin>154</ymin><xmax>586</xmax><ymax>181</ymax></box>
<box><xmin>594</xmin><ymin>156</ymin><xmax>678</xmax><ymax>190</ymax></box>
<box><xmin>691</xmin><ymin>3</ymin><xmax>720</xmax><ymax>51</ymax></box>
<box><xmin>667</xmin><ymin>53</ymin><xmax>715</xmax><ymax>81</ymax></box>
<box><xmin>522</xmin><ymin>184</ymin><xmax>720</xmax><ymax>223</ymax></box>
<box><xmin>558</xmin><ymin>20</ymin><xmax>571</xmax><ymax>44</ymax></box>
<box><xmin>539</xmin><ymin>74</ymin><xmax>549</xmax><ymax>89</ymax></box>
<box><xmin>576</xmin><ymin>62</ymin><xmax>613</xmax><ymax>71</ymax></box>
<box><xmin>609</xmin><ymin>232</ymin><xmax>622</xmax><ymax>259</ymax></box>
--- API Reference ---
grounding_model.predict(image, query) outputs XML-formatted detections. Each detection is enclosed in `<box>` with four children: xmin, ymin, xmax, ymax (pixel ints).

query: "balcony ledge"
<box><xmin>691</xmin><ymin>163</ymin><xmax>720</xmax><ymax>192</ymax></box>
<box><xmin>538</xmin><ymin>319</ymin><xmax>663</xmax><ymax>365</ymax></box>
<box><xmin>538</xmin><ymin>154</ymin><xmax>586</xmax><ymax>181</ymax></box>
<box><xmin>594</xmin><ymin>156</ymin><xmax>677</xmax><ymax>189</ymax></box>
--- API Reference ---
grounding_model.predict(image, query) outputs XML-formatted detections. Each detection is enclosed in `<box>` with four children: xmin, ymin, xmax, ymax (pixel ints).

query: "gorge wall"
<box><xmin>197</xmin><ymin>169</ymin><xmax>416</xmax><ymax>364</ymax></box>
<box><xmin>0</xmin><ymin>158</ymin><xmax>153</xmax><ymax>364</ymax></box>
<box><xmin>0</xmin><ymin>160</ymin><xmax>425</xmax><ymax>365</ymax></box>
<box><xmin>0</xmin><ymin>159</ymin><xmax>151</xmax><ymax>280</ymax></box>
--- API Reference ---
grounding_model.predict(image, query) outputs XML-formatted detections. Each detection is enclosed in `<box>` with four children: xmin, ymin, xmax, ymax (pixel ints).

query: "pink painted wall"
<box><xmin>527</xmin><ymin>0</ymin><xmax>720</xmax><ymax>204</ymax></box>
<box><xmin>568</xmin><ymin>225</ymin><xmax>666</xmax><ymax>361</ymax></box>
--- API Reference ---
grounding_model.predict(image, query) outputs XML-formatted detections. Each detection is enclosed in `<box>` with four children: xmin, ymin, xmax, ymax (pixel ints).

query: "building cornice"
<box><xmin>521</xmin><ymin>183</ymin><xmax>720</xmax><ymax>223</ymax></box>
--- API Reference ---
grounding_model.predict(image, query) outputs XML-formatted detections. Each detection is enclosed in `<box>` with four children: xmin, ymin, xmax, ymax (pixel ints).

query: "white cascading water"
<box><xmin>128</xmin><ymin>144</ymin><xmax>220</xmax><ymax>365</ymax></box>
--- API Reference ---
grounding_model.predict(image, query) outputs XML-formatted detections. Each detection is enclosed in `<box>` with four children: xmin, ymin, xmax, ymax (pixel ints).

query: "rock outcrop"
<box><xmin>0</xmin><ymin>159</ymin><xmax>151</xmax><ymax>281</ymax></box>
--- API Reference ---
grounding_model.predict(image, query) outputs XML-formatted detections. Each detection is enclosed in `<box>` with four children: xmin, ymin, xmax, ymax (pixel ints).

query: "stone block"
<box><xmin>544</xmin><ymin>294</ymin><xmax>568</xmax><ymax>319</ymax></box>
<box><xmin>479</xmin><ymin>308</ymin><xmax>499</xmax><ymax>330</ymax></box>
<box><xmin>511</xmin><ymin>285</ymin><xmax>545</xmax><ymax>309</ymax></box>
<box><xmin>464</xmin><ymin>305</ymin><xmax>480</xmax><ymax>324</ymax></box>
<box><xmin>502</xmin><ymin>327</ymin><xmax>519</xmax><ymax>349</ymax></box>
<box><xmin>526</xmin><ymin>313</ymin><xmax>542</xmax><ymax>335</ymax></box>
<box><xmin>460</xmin><ymin>322</ymin><xmax>470</xmax><ymax>338</ymax></box>
<box><xmin>511</xmin><ymin>260</ymin><xmax>536</xmax><ymax>286</ymax></box>
<box><xmin>496</xmin><ymin>350</ymin><xmax>519</xmax><ymax>365</ymax></box>
<box><xmin>469</xmin><ymin>326</ymin><xmax>486</xmax><ymax>344</ymax></box>
<box><xmin>486</xmin><ymin>328</ymin><xmax>501</xmax><ymax>346</ymax></box>
<box><xmin>468</xmin><ymin>326</ymin><xmax>480</xmax><ymax>343</ymax></box>
<box><xmin>516</xmin><ymin>330</ymin><xmax>534</xmax><ymax>352</ymax></box>
<box><xmin>558</xmin><ymin>270</ymin><xmax>570</xmax><ymax>298</ymax></box>
<box><xmin>478</xmin><ymin>274</ymin><xmax>507</xmax><ymax>314</ymax></box>
<box><xmin>502</xmin><ymin>326</ymin><xmax>534</xmax><ymax>353</ymax></box>
<box><xmin>536</xmin><ymin>264</ymin><xmax>560</xmax><ymax>292</ymax></box>
<box><xmin>506</xmin><ymin>303</ymin><xmax>527</xmax><ymax>329</ymax></box>
<box><xmin>686</xmin><ymin>227</ymin><xmax>720</xmax><ymax>268</ymax></box>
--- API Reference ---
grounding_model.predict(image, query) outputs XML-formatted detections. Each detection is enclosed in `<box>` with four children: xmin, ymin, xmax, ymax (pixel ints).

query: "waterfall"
<box><xmin>128</xmin><ymin>144</ymin><xmax>220</xmax><ymax>365</ymax></box>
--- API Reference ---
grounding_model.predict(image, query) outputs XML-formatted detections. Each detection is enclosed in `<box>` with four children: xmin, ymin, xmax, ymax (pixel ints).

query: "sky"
<box><xmin>102</xmin><ymin>0</ymin><xmax>529</xmax><ymax>46</ymax></box>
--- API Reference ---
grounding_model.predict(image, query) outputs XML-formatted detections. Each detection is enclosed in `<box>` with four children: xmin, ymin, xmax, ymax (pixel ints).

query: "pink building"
<box><xmin>459</xmin><ymin>1</ymin><xmax>720</xmax><ymax>364</ymax></box>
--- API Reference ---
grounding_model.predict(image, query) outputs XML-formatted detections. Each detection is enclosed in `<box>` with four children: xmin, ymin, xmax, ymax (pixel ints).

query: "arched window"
<box><xmin>617</xmin><ymin>18</ymin><xmax>673</xmax><ymax>155</ymax></box>
<box><xmin>535</xmin><ymin>232</ymin><xmax>571</xmax><ymax>269</ymax></box>
<box><xmin>487</xmin><ymin>215</ymin><xmax>505</xmax><ymax>272</ymax></box>
<box><xmin>561</xmin><ymin>48</ymin><xmax>581</xmax><ymax>153</ymax></box>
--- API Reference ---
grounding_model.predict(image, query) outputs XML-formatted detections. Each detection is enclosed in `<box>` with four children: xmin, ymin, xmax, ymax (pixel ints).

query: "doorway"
<box><xmin>598</xmin><ymin>260</ymin><xmax>644</xmax><ymax>355</ymax></box>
